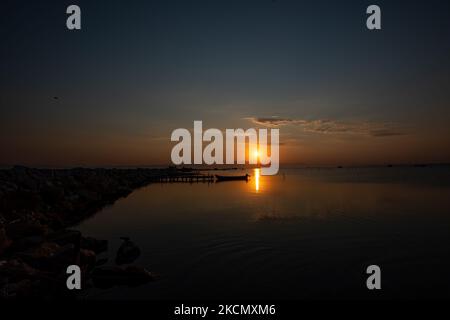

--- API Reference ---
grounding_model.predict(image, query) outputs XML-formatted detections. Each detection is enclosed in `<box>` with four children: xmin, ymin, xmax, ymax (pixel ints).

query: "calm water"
<box><xmin>77</xmin><ymin>167</ymin><xmax>450</xmax><ymax>299</ymax></box>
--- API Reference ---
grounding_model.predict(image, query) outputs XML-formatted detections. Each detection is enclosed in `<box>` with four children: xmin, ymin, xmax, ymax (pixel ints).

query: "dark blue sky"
<box><xmin>1</xmin><ymin>0</ymin><xmax>450</xmax><ymax>166</ymax></box>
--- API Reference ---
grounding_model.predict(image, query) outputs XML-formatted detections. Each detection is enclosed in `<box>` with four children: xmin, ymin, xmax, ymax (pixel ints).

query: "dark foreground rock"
<box><xmin>116</xmin><ymin>237</ymin><xmax>141</xmax><ymax>265</ymax></box>
<box><xmin>0</xmin><ymin>227</ymin><xmax>12</xmax><ymax>255</ymax></box>
<box><xmin>0</xmin><ymin>230</ymin><xmax>94</xmax><ymax>299</ymax></box>
<box><xmin>0</xmin><ymin>166</ymin><xmax>168</xmax><ymax>300</ymax></box>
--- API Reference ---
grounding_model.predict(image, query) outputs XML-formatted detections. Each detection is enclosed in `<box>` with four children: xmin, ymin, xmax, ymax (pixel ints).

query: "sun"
<box><xmin>253</xmin><ymin>150</ymin><xmax>260</xmax><ymax>160</ymax></box>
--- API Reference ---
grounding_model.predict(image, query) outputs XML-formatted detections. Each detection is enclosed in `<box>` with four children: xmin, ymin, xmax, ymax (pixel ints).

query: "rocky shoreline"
<box><xmin>0</xmin><ymin>166</ymin><xmax>178</xmax><ymax>299</ymax></box>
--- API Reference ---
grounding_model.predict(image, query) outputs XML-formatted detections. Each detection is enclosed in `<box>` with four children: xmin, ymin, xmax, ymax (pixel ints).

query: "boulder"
<box><xmin>17</xmin><ymin>242</ymin><xmax>76</xmax><ymax>272</ymax></box>
<box><xmin>47</xmin><ymin>229</ymin><xmax>81</xmax><ymax>248</ymax></box>
<box><xmin>9</xmin><ymin>235</ymin><xmax>44</xmax><ymax>253</ymax></box>
<box><xmin>6</xmin><ymin>219</ymin><xmax>48</xmax><ymax>241</ymax></box>
<box><xmin>80</xmin><ymin>249</ymin><xmax>96</xmax><ymax>270</ymax></box>
<box><xmin>115</xmin><ymin>237</ymin><xmax>140</xmax><ymax>265</ymax></box>
<box><xmin>41</xmin><ymin>184</ymin><xmax>65</xmax><ymax>205</ymax></box>
<box><xmin>2</xmin><ymin>279</ymin><xmax>33</xmax><ymax>298</ymax></box>
<box><xmin>0</xmin><ymin>227</ymin><xmax>12</xmax><ymax>255</ymax></box>
<box><xmin>11</xmin><ymin>166</ymin><xmax>38</xmax><ymax>191</ymax></box>
<box><xmin>0</xmin><ymin>259</ymin><xmax>39</xmax><ymax>280</ymax></box>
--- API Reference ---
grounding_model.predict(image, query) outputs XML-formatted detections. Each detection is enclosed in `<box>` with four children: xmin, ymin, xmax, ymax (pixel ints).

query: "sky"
<box><xmin>1</xmin><ymin>0</ymin><xmax>450</xmax><ymax>167</ymax></box>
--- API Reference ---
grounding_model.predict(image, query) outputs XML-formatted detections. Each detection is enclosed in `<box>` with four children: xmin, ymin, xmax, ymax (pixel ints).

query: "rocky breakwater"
<box><xmin>0</xmin><ymin>166</ymin><xmax>169</xmax><ymax>299</ymax></box>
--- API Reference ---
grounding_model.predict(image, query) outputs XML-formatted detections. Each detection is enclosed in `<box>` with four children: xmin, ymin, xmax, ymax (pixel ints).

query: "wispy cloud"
<box><xmin>246</xmin><ymin>117</ymin><xmax>306</xmax><ymax>127</ymax></box>
<box><xmin>245</xmin><ymin>117</ymin><xmax>406</xmax><ymax>138</ymax></box>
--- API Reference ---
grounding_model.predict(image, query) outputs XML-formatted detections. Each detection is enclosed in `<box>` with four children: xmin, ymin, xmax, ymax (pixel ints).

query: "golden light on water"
<box><xmin>254</xmin><ymin>168</ymin><xmax>260</xmax><ymax>192</ymax></box>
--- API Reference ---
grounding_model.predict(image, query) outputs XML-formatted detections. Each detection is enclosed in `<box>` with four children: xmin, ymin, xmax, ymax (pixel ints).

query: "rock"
<box><xmin>0</xmin><ymin>259</ymin><xmax>39</xmax><ymax>281</ymax></box>
<box><xmin>78</xmin><ymin>189</ymin><xmax>100</xmax><ymax>202</ymax></box>
<box><xmin>11</xmin><ymin>166</ymin><xmax>38</xmax><ymax>191</ymax></box>
<box><xmin>115</xmin><ymin>237</ymin><xmax>141</xmax><ymax>265</ymax></box>
<box><xmin>2</xmin><ymin>276</ymin><xmax>71</xmax><ymax>299</ymax></box>
<box><xmin>17</xmin><ymin>242</ymin><xmax>76</xmax><ymax>272</ymax></box>
<box><xmin>41</xmin><ymin>184</ymin><xmax>65</xmax><ymax>205</ymax></box>
<box><xmin>41</xmin><ymin>212</ymin><xmax>64</xmax><ymax>230</ymax></box>
<box><xmin>2</xmin><ymin>279</ymin><xmax>33</xmax><ymax>298</ymax></box>
<box><xmin>0</xmin><ymin>227</ymin><xmax>12</xmax><ymax>255</ymax></box>
<box><xmin>91</xmin><ymin>265</ymin><xmax>154</xmax><ymax>289</ymax></box>
<box><xmin>9</xmin><ymin>235</ymin><xmax>44</xmax><ymax>253</ymax></box>
<box><xmin>81</xmin><ymin>236</ymin><xmax>108</xmax><ymax>254</ymax></box>
<box><xmin>5</xmin><ymin>220</ymin><xmax>48</xmax><ymax>241</ymax></box>
<box><xmin>21</xmin><ymin>241</ymin><xmax>60</xmax><ymax>258</ymax></box>
<box><xmin>47</xmin><ymin>229</ymin><xmax>81</xmax><ymax>250</ymax></box>
<box><xmin>0</xmin><ymin>181</ymin><xmax>18</xmax><ymax>193</ymax></box>
<box><xmin>80</xmin><ymin>249</ymin><xmax>96</xmax><ymax>270</ymax></box>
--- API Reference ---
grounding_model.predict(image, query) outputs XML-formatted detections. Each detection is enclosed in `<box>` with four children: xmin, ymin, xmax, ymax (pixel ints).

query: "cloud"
<box><xmin>246</xmin><ymin>117</ymin><xmax>406</xmax><ymax>138</ymax></box>
<box><xmin>245</xmin><ymin>117</ymin><xmax>306</xmax><ymax>127</ymax></box>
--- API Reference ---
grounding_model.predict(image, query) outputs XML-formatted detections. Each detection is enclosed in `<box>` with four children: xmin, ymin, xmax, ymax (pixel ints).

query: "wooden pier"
<box><xmin>156</xmin><ymin>174</ymin><xmax>215</xmax><ymax>183</ymax></box>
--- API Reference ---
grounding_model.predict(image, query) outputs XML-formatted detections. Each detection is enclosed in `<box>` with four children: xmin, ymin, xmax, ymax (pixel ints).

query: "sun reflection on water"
<box><xmin>254</xmin><ymin>168</ymin><xmax>260</xmax><ymax>192</ymax></box>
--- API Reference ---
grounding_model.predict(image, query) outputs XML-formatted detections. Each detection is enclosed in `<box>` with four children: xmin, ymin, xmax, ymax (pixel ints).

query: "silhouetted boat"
<box><xmin>215</xmin><ymin>174</ymin><xmax>249</xmax><ymax>182</ymax></box>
